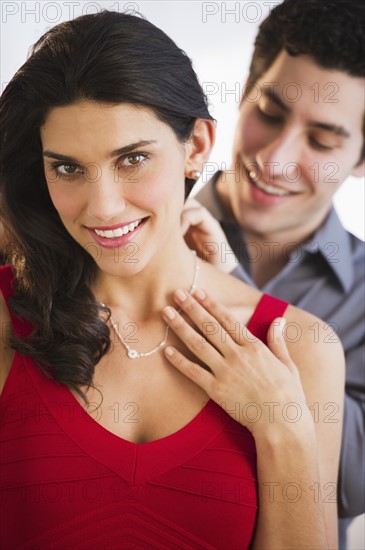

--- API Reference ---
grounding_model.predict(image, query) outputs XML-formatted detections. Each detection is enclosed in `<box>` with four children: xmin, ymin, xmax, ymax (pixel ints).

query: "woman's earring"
<box><xmin>190</xmin><ymin>170</ymin><xmax>201</xmax><ymax>180</ymax></box>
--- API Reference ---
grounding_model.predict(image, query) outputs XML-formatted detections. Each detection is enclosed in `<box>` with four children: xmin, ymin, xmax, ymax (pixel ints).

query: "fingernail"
<box><xmin>165</xmin><ymin>346</ymin><xmax>174</xmax><ymax>356</ymax></box>
<box><xmin>163</xmin><ymin>306</ymin><xmax>176</xmax><ymax>320</ymax></box>
<box><xmin>194</xmin><ymin>289</ymin><xmax>206</xmax><ymax>300</ymax></box>
<box><xmin>175</xmin><ymin>289</ymin><xmax>187</xmax><ymax>302</ymax></box>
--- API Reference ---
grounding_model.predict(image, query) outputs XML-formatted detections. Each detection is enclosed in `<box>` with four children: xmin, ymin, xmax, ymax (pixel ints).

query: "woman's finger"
<box><xmin>171</xmin><ymin>289</ymin><xmax>241</xmax><ymax>357</ymax></box>
<box><xmin>164</xmin><ymin>346</ymin><xmax>215</xmax><ymax>394</ymax></box>
<box><xmin>186</xmin><ymin>288</ymin><xmax>250</xmax><ymax>347</ymax></box>
<box><xmin>161</xmin><ymin>305</ymin><xmax>224</xmax><ymax>373</ymax></box>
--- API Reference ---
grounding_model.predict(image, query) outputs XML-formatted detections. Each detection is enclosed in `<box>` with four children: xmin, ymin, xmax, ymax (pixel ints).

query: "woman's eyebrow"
<box><xmin>109</xmin><ymin>140</ymin><xmax>157</xmax><ymax>158</ymax></box>
<box><xmin>42</xmin><ymin>140</ymin><xmax>158</xmax><ymax>162</ymax></box>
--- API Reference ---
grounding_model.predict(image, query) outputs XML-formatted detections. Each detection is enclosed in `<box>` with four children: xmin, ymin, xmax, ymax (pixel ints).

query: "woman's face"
<box><xmin>40</xmin><ymin>101</ymin><xmax>188</xmax><ymax>276</ymax></box>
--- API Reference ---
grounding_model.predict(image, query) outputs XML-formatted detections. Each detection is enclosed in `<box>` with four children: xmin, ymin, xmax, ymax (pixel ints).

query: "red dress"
<box><xmin>0</xmin><ymin>264</ymin><xmax>288</xmax><ymax>549</ymax></box>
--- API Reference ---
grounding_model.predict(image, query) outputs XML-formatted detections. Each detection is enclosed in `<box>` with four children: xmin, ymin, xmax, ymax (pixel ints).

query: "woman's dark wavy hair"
<box><xmin>246</xmin><ymin>0</ymin><xmax>365</xmax><ymax>161</ymax></box>
<box><xmin>0</xmin><ymin>10</ymin><xmax>213</xmax><ymax>402</ymax></box>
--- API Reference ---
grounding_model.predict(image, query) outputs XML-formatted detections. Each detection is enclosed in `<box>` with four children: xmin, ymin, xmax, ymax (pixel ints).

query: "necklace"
<box><xmin>102</xmin><ymin>251</ymin><xmax>199</xmax><ymax>359</ymax></box>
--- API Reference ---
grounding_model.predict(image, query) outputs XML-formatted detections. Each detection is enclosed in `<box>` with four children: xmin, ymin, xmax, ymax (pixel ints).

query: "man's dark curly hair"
<box><xmin>247</xmin><ymin>0</ymin><xmax>365</xmax><ymax>160</ymax></box>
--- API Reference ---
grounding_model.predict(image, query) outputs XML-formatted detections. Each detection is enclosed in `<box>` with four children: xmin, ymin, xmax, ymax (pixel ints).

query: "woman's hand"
<box><xmin>162</xmin><ymin>288</ymin><xmax>343</xmax><ymax>548</ymax></box>
<box><xmin>162</xmin><ymin>288</ymin><xmax>312</xmax><ymax>438</ymax></box>
<box><xmin>181</xmin><ymin>198</ymin><xmax>239</xmax><ymax>273</ymax></box>
<box><xmin>162</xmin><ymin>288</ymin><xmax>343</xmax><ymax>549</ymax></box>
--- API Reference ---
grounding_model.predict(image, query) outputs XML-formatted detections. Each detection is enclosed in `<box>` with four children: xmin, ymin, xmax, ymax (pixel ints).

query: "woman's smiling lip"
<box><xmin>85</xmin><ymin>217</ymin><xmax>149</xmax><ymax>249</ymax></box>
<box><xmin>85</xmin><ymin>217</ymin><xmax>147</xmax><ymax>231</ymax></box>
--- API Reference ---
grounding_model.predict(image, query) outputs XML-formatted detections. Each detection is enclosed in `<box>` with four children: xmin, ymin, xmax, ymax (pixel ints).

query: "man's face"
<box><xmin>228</xmin><ymin>51</ymin><xmax>364</xmax><ymax>240</ymax></box>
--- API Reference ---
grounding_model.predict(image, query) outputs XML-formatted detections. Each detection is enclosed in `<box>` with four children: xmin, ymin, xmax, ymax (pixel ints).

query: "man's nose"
<box><xmin>256</xmin><ymin>130</ymin><xmax>302</xmax><ymax>183</ymax></box>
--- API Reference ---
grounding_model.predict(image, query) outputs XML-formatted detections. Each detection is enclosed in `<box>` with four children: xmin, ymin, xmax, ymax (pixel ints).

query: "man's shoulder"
<box><xmin>342</xmin><ymin>227</ymin><xmax>365</xmax><ymax>283</ymax></box>
<box><xmin>303</xmin><ymin>209</ymin><xmax>364</xmax><ymax>293</ymax></box>
<box><xmin>346</xmin><ymin>229</ymin><xmax>365</xmax><ymax>260</ymax></box>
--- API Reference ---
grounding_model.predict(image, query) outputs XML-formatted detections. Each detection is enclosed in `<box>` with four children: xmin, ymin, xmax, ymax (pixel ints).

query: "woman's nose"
<box><xmin>85</xmin><ymin>165</ymin><xmax>127</xmax><ymax>222</ymax></box>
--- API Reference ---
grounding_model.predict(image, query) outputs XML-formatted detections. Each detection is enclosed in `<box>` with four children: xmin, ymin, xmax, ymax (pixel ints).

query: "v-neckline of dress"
<box><xmin>23</xmin><ymin>293</ymin><xmax>280</xmax><ymax>483</ymax></box>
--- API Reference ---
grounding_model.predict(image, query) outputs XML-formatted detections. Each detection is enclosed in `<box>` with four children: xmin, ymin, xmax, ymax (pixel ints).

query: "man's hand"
<box><xmin>181</xmin><ymin>198</ymin><xmax>238</xmax><ymax>273</ymax></box>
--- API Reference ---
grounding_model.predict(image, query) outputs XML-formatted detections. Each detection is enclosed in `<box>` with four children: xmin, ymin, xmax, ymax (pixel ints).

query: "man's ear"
<box><xmin>351</xmin><ymin>157</ymin><xmax>365</xmax><ymax>178</ymax></box>
<box><xmin>184</xmin><ymin>119</ymin><xmax>216</xmax><ymax>178</ymax></box>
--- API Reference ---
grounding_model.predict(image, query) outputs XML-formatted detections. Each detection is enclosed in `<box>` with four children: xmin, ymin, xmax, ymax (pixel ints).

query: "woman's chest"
<box><xmin>71</xmin><ymin>349</ymin><xmax>211</xmax><ymax>444</ymax></box>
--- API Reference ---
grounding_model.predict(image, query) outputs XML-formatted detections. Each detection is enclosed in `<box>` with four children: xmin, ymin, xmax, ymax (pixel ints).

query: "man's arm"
<box><xmin>338</xmin><ymin>342</ymin><xmax>365</xmax><ymax>517</ymax></box>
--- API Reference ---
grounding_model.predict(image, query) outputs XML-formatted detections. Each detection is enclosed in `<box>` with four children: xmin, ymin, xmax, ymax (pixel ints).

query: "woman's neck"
<box><xmin>91</xmin><ymin>239</ymin><xmax>198</xmax><ymax>323</ymax></box>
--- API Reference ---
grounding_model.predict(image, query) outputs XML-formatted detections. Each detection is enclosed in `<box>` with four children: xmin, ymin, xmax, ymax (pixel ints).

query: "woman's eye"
<box><xmin>122</xmin><ymin>152</ymin><xmax>149</xmax><ymax>167</ymax></box>
<box><xmin>50</xmin><ymin>162</ymin><xmax>81</xmax><ymax>179</ymax></box>
<box><xmin>59</xmin><ymin>164</ymin><xmax>78</xmax><ymax>174</ymax></box>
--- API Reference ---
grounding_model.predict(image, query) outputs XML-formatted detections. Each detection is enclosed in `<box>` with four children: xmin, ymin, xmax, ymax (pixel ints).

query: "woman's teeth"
<box><xmin>249</xmin><ymin>171</ymin><xmax>291</xmax><ymax>196</ymax></box>
<box><xmin>94</xmin><ymin>219</ymin><xmax>142</xmax><ymax>238</ymax></box>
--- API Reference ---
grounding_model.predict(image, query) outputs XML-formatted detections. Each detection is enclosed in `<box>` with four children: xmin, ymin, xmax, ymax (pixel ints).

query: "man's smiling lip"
<box><xmin>245</xmin><ymin>167</ymin><xmax>302</xmax><ymax>195</ymax></box>
<box><xmin>242</xmin><ymin>166</ymin><xmax>305</xmax><ymax>207</ymax></box>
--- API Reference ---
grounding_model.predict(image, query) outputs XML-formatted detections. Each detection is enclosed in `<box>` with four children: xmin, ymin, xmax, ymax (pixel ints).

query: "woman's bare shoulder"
<box><xmin>198</xmin><ymin>260</ymin><xmax>262</xmax><ymax>310</ymax></box>
<box><xmin>0</xmin><ymin>291</ymin><xmax>15</xmax><ymax>393</ymax></box>
<box><xmin>284</xmin><ymin>303</ymin><xmax>344</xmax><ymax>358</ymax></box>
<box><xmin>283</xmin><ymin>303</ymin><xmax>345</xmax><ymax>393</ymax></box>
<box><xmin>200</xmin><ymin>261</ymin><xmax>345</xmax><ymax>385</ymax></box>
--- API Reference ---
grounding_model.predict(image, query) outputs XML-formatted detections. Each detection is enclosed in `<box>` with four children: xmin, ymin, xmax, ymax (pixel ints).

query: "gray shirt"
<box><xmin>196</xmin><ymin>174</ymin><xmax>365</xmax><ymax>518</ymax></box>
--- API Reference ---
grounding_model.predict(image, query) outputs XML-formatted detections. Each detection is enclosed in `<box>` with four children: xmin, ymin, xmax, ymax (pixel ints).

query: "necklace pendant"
<box><xmin>107</xmin><ymin>250</ymin><xmax>198</xmax><ymax>361</ymax></box>
<box><xmin>127</xmin><ymin>349</ymin><xmax>139</xmax><ymax>359</ymax></box>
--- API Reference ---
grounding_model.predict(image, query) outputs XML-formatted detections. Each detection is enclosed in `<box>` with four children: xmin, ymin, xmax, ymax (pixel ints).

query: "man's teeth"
<box><xmin>249</xmin><ymin>171</ymin><xmax>291</xmax><ymax>196</ymax></box>
<box><xmin>94</xmin><ymin>220</ymin><xmax>142</xmax><ymax>238</ymax></box>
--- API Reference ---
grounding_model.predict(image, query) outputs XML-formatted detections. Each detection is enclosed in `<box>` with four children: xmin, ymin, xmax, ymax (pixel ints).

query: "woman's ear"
<box><xmin>184</xmin><ymin>119</ymin><xmax>216</xmax><ymax>178</ymax></box>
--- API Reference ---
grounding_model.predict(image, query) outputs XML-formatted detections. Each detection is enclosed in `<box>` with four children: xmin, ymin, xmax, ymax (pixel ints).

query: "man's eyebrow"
<box><xmin>262</xmin><ymin>88</ymin><xmax>290</xmax><ymax>113</ymax></box>
<box><xmin>42</xmin><ymin>140</ymin><xmax>157</xmax><ymax>162</ymax></box>
<box><xmin>262</xmin><ymin>88</ymin><xmax>350</xmax><ymax>138</ymax></box>
<box><xmin>307</xmin><ymin>122</ymin><xmax>350</xmax><ymax>138</ymax></box>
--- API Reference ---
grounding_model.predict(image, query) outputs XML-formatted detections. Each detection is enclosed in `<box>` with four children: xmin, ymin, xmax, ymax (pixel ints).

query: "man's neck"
<box><xmin>245</xmin><ymin>215</ymin><xmax>332</xmax><ymax>287</ymax></box>
<box><xmin>241</xmin><ymin>229</ymin><xmax>314</xmax><ymax>287</ymax></box>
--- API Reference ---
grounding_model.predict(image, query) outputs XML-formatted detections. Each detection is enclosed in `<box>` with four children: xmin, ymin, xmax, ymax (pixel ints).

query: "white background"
<box><xmin>1</xmin><ymin>1</ymin><xmax>364</xmax><ymax>546</ymax></box>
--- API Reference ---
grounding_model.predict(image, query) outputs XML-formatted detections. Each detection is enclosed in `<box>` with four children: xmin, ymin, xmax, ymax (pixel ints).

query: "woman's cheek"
<box><xmin>136</xmin><ymin>168</ymin><xmax>184</xmax><ymax>213</ymax></box>
<box><xmin>47</xmin><ymin>181</ymin><xmax>83</xmax><ymax>221</ymax></box>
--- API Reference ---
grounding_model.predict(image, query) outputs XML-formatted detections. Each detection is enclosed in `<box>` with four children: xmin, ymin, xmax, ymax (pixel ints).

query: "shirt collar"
<box><xmin>195</xmin><ymin>172</ymin><xmax>354</xmax><ymax>293</ymax></box>
<box><xmin>301</xmin><ymin>208</ymin><xmax>354</xmax><ymax>292</ymax></box>
<box><xmin>195</xmin><ymin>171</ymin><xmax>225</xmax><ymax>220</ymax></box>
